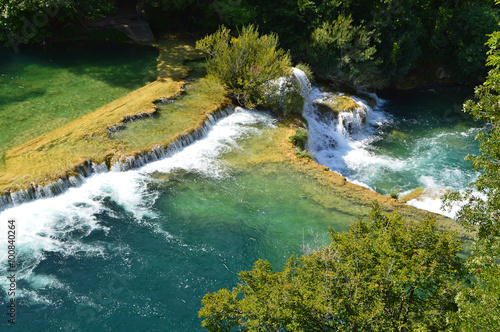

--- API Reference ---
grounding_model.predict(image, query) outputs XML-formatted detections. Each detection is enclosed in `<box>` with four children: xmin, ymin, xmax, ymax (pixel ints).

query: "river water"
<box><xmin>294</xmin><ymin>68</ymin><xmax>483</xmax><ymax>218</ymax></box>
<box><xmin>0</xmin><ymin>51</ymin><xmax>483</xmax><ymax>330</ymax></box>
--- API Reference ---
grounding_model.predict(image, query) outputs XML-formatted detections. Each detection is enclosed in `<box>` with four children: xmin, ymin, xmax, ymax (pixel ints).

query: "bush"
<box><xmin>307</xmin><ymin>15</ymin><xmax>385</xmax><ymax>90</ymax></box>
<box><xmin>289</xmin><ymin>128</ymin><xmax>313</xmax><ymax>159</ymax></box>
<box><xmin>196</xmin><ymin>25</ymin><xmax>291</xmax><ymax>108</ymax></box>
<box><xmin>288</xmin><ymin>128</ymin><xmax>308</xmax><ymax>151</ymax></box>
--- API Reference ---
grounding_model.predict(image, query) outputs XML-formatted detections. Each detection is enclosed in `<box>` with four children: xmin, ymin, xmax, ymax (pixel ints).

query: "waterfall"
<box><xmin>0</xmin><ymin>105</ymin><xmax>235</xmax><ymax>212</ymax></box>
<box><xmin>292</xmin><ymin>68</ymin><xmax>386</xmax><ymax>176</ymax></box>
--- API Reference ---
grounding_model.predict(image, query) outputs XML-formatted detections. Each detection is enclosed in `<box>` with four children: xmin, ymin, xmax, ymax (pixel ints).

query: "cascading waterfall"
<box><xmin>0</xmin><ymin>105</ymin><xmax>235</xmax><ymax>211</ymax></box>
<box><xmin>0</xmin><ymin>107</ymin><xmax>277</xmax><ymax>302</ymax></box>
<box><xmin>292</xmin><ymin>68</ymin><xmax>390</xmax><ymax>178</ymax></box>
<box><xmin>292</xmin><ymin>68</ymin><xmax>479</xmax><ymax>218</ymax></box>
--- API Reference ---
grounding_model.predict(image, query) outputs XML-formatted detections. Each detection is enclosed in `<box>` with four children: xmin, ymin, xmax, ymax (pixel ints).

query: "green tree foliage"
<box><xmin>196</xmin><ymin>25</ymin><xmax>291</xmax><ymax>109</ymax></box>
<box><xmin>307</xmin><ymin>14</ymin><xmax>385</xmax><ymax>90</ymax></box>
<box><xmin>450</xmin><ymin>239</ymin><xmax>500</xmax><ymax>331</ymax></box>
<box><xmin>199</xmin><ymin>204</ymin><xmax>464</xmax><ymax>331</ymax></box>
<box><xmin>445</xmin><ymin>30</ymin><xmax>500</xmax><ymax>240</ymax></box>
<box><xmin>443</xmin><ymin>23</ymin><xmax>500</xmax><ymax>331</ymax></box>
<box><xmin>0</xmin><ymin>0</ymin><xmax>113</xmax><ymax>45</ymax></box>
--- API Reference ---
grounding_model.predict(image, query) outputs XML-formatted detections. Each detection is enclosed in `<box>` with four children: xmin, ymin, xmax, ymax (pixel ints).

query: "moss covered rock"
<box><xmin>260</xmin><ymin>75</ymin><xmax>304</xmax><ymax>116</ymax></box>
<box><xmin>314</xmin><ymin>94</ymin><xmax>359</xmax><ymax>115</ymax></box>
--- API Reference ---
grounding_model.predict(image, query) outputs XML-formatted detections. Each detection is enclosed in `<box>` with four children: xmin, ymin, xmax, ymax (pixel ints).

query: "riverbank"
<box><xmin>222</xmin><ymin>117</ymin><xmax>470</xmax><ymax>242</ymax></box>
<box><xmin>0</xmin><ymin>34</ymin><xmax>229</xmax><ymax>196</ymax></box>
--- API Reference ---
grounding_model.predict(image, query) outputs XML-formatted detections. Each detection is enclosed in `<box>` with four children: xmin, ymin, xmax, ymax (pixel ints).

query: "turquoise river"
<box><xmin>0</xmin><ymin>45</ymin><xmax>484</xmax><ymax>331</ymax></box>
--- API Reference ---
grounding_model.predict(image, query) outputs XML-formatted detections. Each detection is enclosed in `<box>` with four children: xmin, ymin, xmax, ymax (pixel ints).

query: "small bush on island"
<box><xmin>196</xmin><ymin>25</ymin><xmax>292</xmax><ymax>111</ymax></box>
<box><xmin>288</xmin><ymin>128</ymin><xmax>308</xmax><ymax>151</ymax></box>
<box><xmin>289</xmin><ymin>128</ymin><xmax>312</xmax><ymax>159</ymax></box>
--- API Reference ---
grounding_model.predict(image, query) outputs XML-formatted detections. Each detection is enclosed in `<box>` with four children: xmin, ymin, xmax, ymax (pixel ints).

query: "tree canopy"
<box><xmin>2</xmin><ymin>0</ymin><xmax>499</xmax><ymax>88</ymax></box>
<box><xmin>199</xmin><ymin>204</ymin><xmax>464</xmax><ymax>331</ymax></box>
<box><xmin>0</xmin><ymin>0</ymin><xmax>113</xmax><ymax>46</ymax></box>
<box><xmin>444</xmin><ymin>28</ymin><xmax>500</xmax><ymax>240</ymax></box>
<box><xmin>196</xmin><ymin>25</ymin><xmax>296</xmax><ymax>112</ymax></box>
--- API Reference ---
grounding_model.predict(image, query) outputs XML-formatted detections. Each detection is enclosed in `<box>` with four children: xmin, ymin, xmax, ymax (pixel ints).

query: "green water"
<box><xmin>0</xmin><ymin>42</ymin><xmax>157</xmax><ymax>164</ymax></box>
<box><xmin>0</xmin><ymin>45</ymin><xmax>483</xmax><ymax>331</ymax></box>
<box><xmin>0</xmin><ymin>110</ymin><xmax>357</xmax><ymax>331</ymax></box>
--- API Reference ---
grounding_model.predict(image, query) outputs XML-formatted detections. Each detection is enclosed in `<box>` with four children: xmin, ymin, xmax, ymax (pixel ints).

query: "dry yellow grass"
<box><xmin>0</xmin><ymin>33</ymin><xmax>229</xmax><ymax>193</ymax></box>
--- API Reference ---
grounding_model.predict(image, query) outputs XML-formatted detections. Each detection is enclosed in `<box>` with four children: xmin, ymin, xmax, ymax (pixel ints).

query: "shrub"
<box><xmin>288</xmin><ymin>128</ymin><xmax>308</xmax><ymax>151</ymax></box>
<box><xmin>307</xmin><ymin>14</ymin><xmax>385</xmax><ymax>90</ymax></box>
<box><xmin>196</xmin><ymin>25</ymin><xmax>291</xmax><ymax>109</ymax></box>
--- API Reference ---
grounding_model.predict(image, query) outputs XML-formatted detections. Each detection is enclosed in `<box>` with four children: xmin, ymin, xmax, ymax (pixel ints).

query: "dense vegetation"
<box><xmin>0</xmin><ymin>0</ymin><xmax>113</xmax><ymax>47</ymax></box>
<box><xmin>2</xmin><ymin>1</ymin><xmax>500</xmax><ymax>330</ymax></box>
<box><xmin>2</xmin><ymin>0</ymin><xmax>499</xmax><ymax>88</ymax></box>
<box><xmin>444</xmin><ymin>25</ymin><xmax>500</xmax><ymax>330</ymax></box>
<box><xmin>200</xmin><ymin>204</ymin><xmax>464</xmax><ymax>331</ymax></box>
<box><xmin>144</xmin><ymin>0</ymin><xmax>500</xmax><ymax>88</ymax></box>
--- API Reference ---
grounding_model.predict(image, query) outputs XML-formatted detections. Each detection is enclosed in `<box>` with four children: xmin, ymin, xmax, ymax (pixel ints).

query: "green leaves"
<box><xmin>199</xmin><ymin>204</ymin><xmax>464</xmax><ymax>331</ymax></box>
<box><xmin>444</xmin><ymin>29</ymin><xmax>500</xmax><ymax>240</ymax></box>
<box><xmin>0</xmin><ymin>0</ymin><xmax>114</xmax><ymax>45</ymax></box>
<box><xmin>307</xmin><ymin>14</ymin><xmax>385</xmax><ymax>90</ymax></box>
<box><xmin>196</xmin><ymin>25</ymin><xmax>291</xmax><ymax>109</ymax></box>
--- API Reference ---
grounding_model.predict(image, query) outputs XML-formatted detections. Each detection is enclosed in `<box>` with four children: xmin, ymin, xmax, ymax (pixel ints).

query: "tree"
<box><xmin>196</xmin><ymin>25</ymin><xmax>292</xmax><ymax>109</ymax></box>
<box><xmin>444</xmin><ymin>29</ymin><xmax>500</xmax><ymax>240</ymax></box>
<box><xmin>306</xmin><ymin>14</ymin><xmax>385</xmax><ymax>90</ymax></box>
<box><xmin>0</xmin><ymin>0</ymin><xmax>114</xmax><ymax>45</ymax></box>
<box><xmin>443</xmin><ymin>20</ymin><xmax>500</xmax><ymax>332</ymax></box>
<box><xmin>199</xmin><ymin>204</ymin><xmax>464</xmax><ymax>331</ymax></box>
<box><xmin>450</xmin><ymin>239</ymin><xmax>500</xmax><ymax>331</ymax></box>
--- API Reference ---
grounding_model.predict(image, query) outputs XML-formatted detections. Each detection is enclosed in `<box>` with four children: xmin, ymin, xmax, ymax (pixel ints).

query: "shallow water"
<box><xmin>0</xmin><ymin>109</ymin><xmax>355</xmax><ymax>331</ymax></box>
<box><xmin>0</xmin><ymin>42</ymin><xmax>157</xmax><ymax>164</ymax></box>
<box><xmin>0</xmin><ymin>59</ymin><xmax>483</xmax><ymax>330</ymax></box>
<box><xmin>298</xmin><ymin>72</ymin><xmax>483</xmax><ymax>218</ymax></box>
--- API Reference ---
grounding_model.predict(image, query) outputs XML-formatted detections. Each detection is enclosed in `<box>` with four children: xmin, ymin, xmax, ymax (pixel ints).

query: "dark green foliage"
<box><xmin>2</xmin><ymin>0</ymin><xmax>498</xmax><ymax>87</ymax></box>
<box><xmin>294</xmin><ymin>150</ymin><xmax>313</xmax><ymax>159</ymax></box>
<box><xmin>444</xmin><ymin>29</ymin><xmax>500</xmax><ymax>240</ymax></box>
<box><xmin>199</xmin><ymin>204</ymin><xmax>464</xmax><ymax>331</ymax></box>
<box><xmin>196</xmin><ymin>25</ymin><xmax>291</xmax><ymax>108</ymax></box>
<box><xmin>0</xmin><ymin>0</ymin><xmax>114</xmax><ymax>45</ymax></box>
<box><xmin>443</xmin><ymin>23</ymin><xmax>500</xmax><ymax>331</ymax></box>
<box><xmin>288</xmin><ymin>128</ymin><xmax>307</xmax><ymax>151</ymax></box>
<box><xmin>390</xmin><ymin>188</ymin><xmax>400</xmax><ymax>199</ymax></box>
<box><xmin>307</xmin><ymin>14</ymin><xmax>385</xmax><ymax>90</ymax></box>
<box><xmin>449</xmin><ymin>239</ymin><xmax>500</xmax><ymax>331</ymax></box>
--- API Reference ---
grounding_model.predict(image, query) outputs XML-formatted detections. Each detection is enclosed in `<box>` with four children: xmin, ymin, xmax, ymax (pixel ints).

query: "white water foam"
<box><xmin>292</xmin><ymin>68</ymin><xmax>479</xmax><ymax>218</ymax></box>
<box><xmin>293</xmin><ymin>68</ymin><xmax>394</xmax><ymax>180</ymax></box>
<box><xmin>0</xmin><ymin>108</ymin><xmax>276</xmax><ymax>297</ymax></box>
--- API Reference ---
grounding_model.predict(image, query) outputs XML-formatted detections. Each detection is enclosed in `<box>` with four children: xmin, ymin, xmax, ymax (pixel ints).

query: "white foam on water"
<box><xmin>0</xmin><ymin>108</ymin><xmax>276</xmax><ymax>296</ymax></box>
<box><xmin>292</xmin><ymin>67</ymin><xmax>481</xmax><ymax>218</ymax></box>
<box><xmin>140</xmin><ymin>108</ymin><xmax>275</xmax><ymax>177</ymax></box>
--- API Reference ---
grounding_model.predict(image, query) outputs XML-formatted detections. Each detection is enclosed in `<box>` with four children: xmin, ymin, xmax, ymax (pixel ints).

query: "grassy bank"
<box><xmin>0</xmin><ymin>34</ymin><xmax>468</xmax><ymax>249</ymax></box>
<box><xmin>0</xmin><ymin>34</ymin><xmax>230</xmax><ymax>193</ymax></box>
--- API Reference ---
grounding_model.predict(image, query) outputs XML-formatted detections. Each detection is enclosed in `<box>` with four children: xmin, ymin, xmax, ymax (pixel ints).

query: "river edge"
<box><xmin>0</xmin><ymin>37</ymin><xmax>471</xmax><ymax>247</ymax></box>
